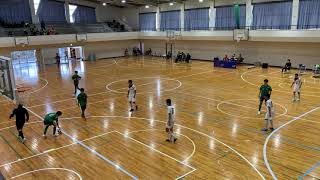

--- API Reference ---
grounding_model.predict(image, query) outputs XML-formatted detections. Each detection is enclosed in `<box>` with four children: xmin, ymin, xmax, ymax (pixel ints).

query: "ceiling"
<box><xmin>87</xmin><ymin>0</ymin><xmax>177</xmax><ymax>7</ymax></box>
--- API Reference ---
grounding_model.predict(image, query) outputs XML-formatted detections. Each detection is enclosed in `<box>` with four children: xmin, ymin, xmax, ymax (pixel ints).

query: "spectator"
<box><xmin>223</xmin><ymin>55</ymin><xmax>229</xmax><ymax>61</ymax></box>
<box><xmin>282</xmin><ymin>59</ymin><xmax>292</xmax><ymax>73</ymax></box>
<box><xmin>186</xmin><ymin>53</ymin><xmax>191</xmax><ymax>63</ymax></box>
<box><xmin>238</xmin><ymin>54</ymin><xmax>244</xmax><ymax>63</ymax></box>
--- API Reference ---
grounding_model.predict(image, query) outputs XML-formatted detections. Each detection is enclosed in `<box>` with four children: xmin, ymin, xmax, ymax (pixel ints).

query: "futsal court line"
<box><xmin>128</xmin><ymin>129</ymin><xmax>196</xmax><ymax>163</ymax></box>
<box><xmin>263</xmin><ymin>105</ymin><xmax>320</xmax><ymax>180</ymax></box>
<box><xmin>298</xmin><ymin>161</ymin><xmax>320</xmax><ymax>180</ymax></box>
<box><xmin>10</xmin><ymin>168</ymin><xmax>83</xmax><ymax>179</ymax></box>
<box><xmin>23</xmin><ymin>108</ymin><xmax>139</xmax><ymax>180</ymax></box>
<box><xmin>114</xmin><ymin>131</ymin><xmax>197</xmax><ymax>180</ymax></box>
<box><xmin>241</xmin><ymin>69</ymin><xmax>320</xmax><ymax>98</ymax></box>
<box><xmin>0</xmin><ymin>115</ymin><xmax>265</xmax><ymax>179</ymax></box>
<box><xmin>86</xmin><ymin>116</ymin><xmax>266</xmax><ymax>179</ymax></box>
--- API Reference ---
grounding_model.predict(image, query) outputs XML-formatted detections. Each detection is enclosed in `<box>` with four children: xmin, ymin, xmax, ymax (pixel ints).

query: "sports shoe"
<box><xmin>130</xmin><ymin>109</ymin><xmax>134</xmax><ymax>112</ymax></box>
<box><xmin>174</xmin><ymin>138</ymin><xmax>177</xmax><ymax>143</ymax></box>
<box><xmin>165</xmin><ymin>139</ymin><xmax>170</xmax><ymax>142</ymax></box>
<box><xmin>270</xmin><ymin>128</ymin><xmax>274</xmax><ymax>131</ymax></box>
<box><xmin>258</xmin><ymin>111</ymin><xmax>261</xmax><ymax>115</ymax></box>
<box><xmin>297</xmin><ymin>99</ymin><xmax>300</xmax><ymax>101</ymax></box>
<box><xmin>21</xmin><ymin>138</ymin><xmax>26</xmax><ymax>143</ymax></box>
<box><xmin>261</xmin><ymin>128</ymin><xmax>268</xmax><ymax>131</ymax></box>
<box><xmin>292</xmin><ymin>99</ymin><xmax>296</xmax><ymax>102</ymax></box>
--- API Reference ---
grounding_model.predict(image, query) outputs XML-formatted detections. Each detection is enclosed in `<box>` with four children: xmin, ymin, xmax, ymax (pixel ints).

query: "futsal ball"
<box><xmin>57</xmin><ymin>128</ymin><xmax>62</xmax><ymax>134</ymax></box>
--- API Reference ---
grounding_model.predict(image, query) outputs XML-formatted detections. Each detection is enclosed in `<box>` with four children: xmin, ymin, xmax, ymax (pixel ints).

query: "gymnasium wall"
<box><xmin>83</xmin><ymin>40</ymin><xmax>139</xmax><ymax>60</ymax></box>
<box><xmin>96</xmin><ymin>6</ymin><xmax>139</xmax><ymax>30</ymax></box>
<box><xmin>142</xmin><ymin>39</ymin><xmax>320</xmax><ymax>69</ymax></box>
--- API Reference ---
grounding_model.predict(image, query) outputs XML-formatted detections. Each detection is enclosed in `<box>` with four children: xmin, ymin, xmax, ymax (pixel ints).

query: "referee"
<box><xmin>9</xmin><ymin>104</ymin><xmax>29</xmax><ymax>143</ymax></box>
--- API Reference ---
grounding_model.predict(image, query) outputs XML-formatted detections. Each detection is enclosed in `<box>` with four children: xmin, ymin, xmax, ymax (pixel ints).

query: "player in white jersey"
<box><xmin>165</xmin><ymin>99</ymin><xmax>177</xmax><ymax>143</ymax></box>
<box><xmin>127</xmin><ymin>80</ymin><xmax>138</xmax><ymax>112</ymax></box>
<box><xmin>261</xmin><ymin>95</ymin><xmax>274</xmax><ymax>132</ymax></box>
<box><xmin>291</xmin><ymin>73</ymin><xmax>302</xmax><ymax>102</ymax></box>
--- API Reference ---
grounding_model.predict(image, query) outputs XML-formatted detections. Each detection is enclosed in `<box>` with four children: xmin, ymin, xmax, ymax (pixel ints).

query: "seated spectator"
<box><xmin>145</xmin><ymin>48</ymin><xmax>152</xmax><ymax>56</ymax></box>
<box><xmin>223</xmin><ymin>55</ymin><xmax>229</xmax><ymax>61</ymax></box>
<box><xmin>186</xmin><ymin>53</ymin><xmax>191</xmax><ymax>63</ymax></box>
<box><xmin>282</xmin><ymin>59</ymin><xmax>292</xmax><ymax>72</ymax></box>
<box><xmin>238</xmin><ymin>54</ymin><xmax>244</xmax><ymax>63</ymax></box>
<box><xmin>231</xmin><ymin>54</ymin><xmax>236</xmax><ymax>61</ymax></box>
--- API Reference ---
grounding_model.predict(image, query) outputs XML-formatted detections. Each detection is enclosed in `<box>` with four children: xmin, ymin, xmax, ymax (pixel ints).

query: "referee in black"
<box><xmin>9</xmin><ymin>104</ymin><xmax>29</xmax><ymax>143</ymax></box>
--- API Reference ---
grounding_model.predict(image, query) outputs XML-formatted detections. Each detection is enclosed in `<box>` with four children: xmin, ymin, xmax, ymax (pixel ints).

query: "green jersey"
<box><xmin>77</xmin><ymin>93</ymin><xmax>87</xmax><ymax>106</ymax></box>
<box><xmin>44</xmin><ymin>113</ymin><xmax>58</xmax><ymax>124</ymax></box>
<box><xmin>72</xmin><ymin>74</ymin><xmax>81</xmax><ymax>84</ymax></box>
<box><xmin>260</xmin><ymin>84</ymin><xmax>272</xmax><ymax>97</ymax></box>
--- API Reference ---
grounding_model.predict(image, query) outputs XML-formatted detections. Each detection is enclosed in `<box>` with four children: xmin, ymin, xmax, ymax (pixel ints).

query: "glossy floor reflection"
<box><xmin>0</xmin><ymin>56</ymin><xmax>320</xmax><ymax>179</ymax></box>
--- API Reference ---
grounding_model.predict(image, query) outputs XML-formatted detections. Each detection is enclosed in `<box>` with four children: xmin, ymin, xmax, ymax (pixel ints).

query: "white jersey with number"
<box><xmin>166</xmin><ymin>106</ymin><xmax>175</xmax><ymax>128</ymax></box>
<box><xmin>128</xmin><ymin>84</ymin><xmax>136</xmax><ymax>102</ymax></box>
<box><xmin>293</xmin><ymin>78</ymin><xmax>301</xmax><ymax>92</ymax></box>
<box><xmin>265</xmin><ymin>99</ymin><xmax>274</xmax><ymax>120</ymax></box>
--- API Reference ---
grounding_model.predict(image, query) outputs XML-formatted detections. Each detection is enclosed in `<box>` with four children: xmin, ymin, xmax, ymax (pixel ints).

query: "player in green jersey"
<box><xmin>43</xmin><ymin>111</ymin><xmax>62</xmax><ymax>138</ymax></box>
<box><xmin>258</xmin><ymin>79</ymin><xmax>272</xmax><ymax>115</ymax></box>
<box><xmin>72</xmin><ymin>71</ymin><xmax>81</xmax><ymax>95</ymax></box>
<box><xmin>77</xmin><ymin>88</ymin><xmax>87</xmax><ymax>118</ymax></box>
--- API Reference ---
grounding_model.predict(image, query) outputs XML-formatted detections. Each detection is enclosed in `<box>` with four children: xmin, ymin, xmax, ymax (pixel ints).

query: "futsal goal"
<box><xmin>0</xmin><ymin>56</ymin><xmax>17</xmax><ymax>103</ymax></box>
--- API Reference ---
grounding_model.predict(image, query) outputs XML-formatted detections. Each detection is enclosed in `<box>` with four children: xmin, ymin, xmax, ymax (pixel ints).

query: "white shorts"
<box><xmin>264</xmin><ymin>112</ymin><xmax>273</xmax><ymax>120</ymax></box>
<box><xmin>128</xmin><ymin>95</ymin><xmax>135</xmax><ymax>103</ymax></box>
<box><xmin>293</xmin><ymin>86</ymin><xmax>300</xmax><ymax>93</ymax></box>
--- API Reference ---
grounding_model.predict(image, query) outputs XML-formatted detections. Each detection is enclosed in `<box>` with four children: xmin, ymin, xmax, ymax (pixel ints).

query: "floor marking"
<box><xmin>263</xmin><ymin>106</ymin><xmax>320</xmax><ymax>180</ymax></box>
<box><xmin>298</xmin><ymin>161</ymin><xmax>320</xmax><ymax>180</ymax></box>
<box><xmin>114</xmin><ymin>131</ymin><xmax>196</xmax><ymax>180</ymax></box>
<box><xmin>10</xmin><ymin>168</ymin><xmax>82</xmax><ymax>179</ymax></box>
<box><xmin>64</xmin><ymin>115</ymin><xmax>266</xmax><ymax>180</ymax></box>
<box><xmin>23</xmin><ymin>109</ymin><xmax>139</xmax><ymax>180</ymax></box>
<box><xmin>106</xmin><ymin>77</ymin><xmax>182</xmax><ymax>94</ymax></box>
<box><xmin>241</xmin><ymin>69</ymin><xmax>320</xmax><ymax>98</ymax></box>
<box><xmin>216</xmin><ymin>98</ymin><xmax>288</xmax><ymax>119</ymax></box>
<box><xmin>128</xmin><ymin>129</ymin><xmax>196</xmax><ymax>163</ymax></box>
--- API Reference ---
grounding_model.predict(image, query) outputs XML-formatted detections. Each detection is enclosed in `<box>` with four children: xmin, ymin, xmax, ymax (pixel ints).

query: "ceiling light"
<box><xmin>145</xmin><ymin>5</ymin><xmax>149</xmax><ymax>8</ymax></box>
<box><xmin>199</xmin><ymin>0</ymin><xmax>203</xmax><ymax>2</ymax></box>
<box><xmin>102</xmin><ymin>2</ymin><xmax>106</xmax><ymax>6</ymax></box>
<box><xmin>169</xmin><ymin>2</ymin><xmax>174</xmax><ymax>6</ymax></box>
<box><xmin>121</xmin><ymin>0</ymin><xmax>126</xmax><ymax>3</ymax></box>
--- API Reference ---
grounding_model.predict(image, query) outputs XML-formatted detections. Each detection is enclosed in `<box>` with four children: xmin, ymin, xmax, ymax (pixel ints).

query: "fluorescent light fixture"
<box><xmin>169</xmin><ymin>2</ymin><xmax>174</xmax><ymax>6</ymax></box>
<box><xmin>102</xmin><ymin>2</ymin><xmax>106</xmax><ymax>6</ymax></box>
<box><xmin>121</xmin><ymin>0</ymin><xmax>126</xmax><ymax>3</ymax></box>
<box><xmin>145</xmin><ymin>5</ymin><xmax>150</xmax><ymax>8</ymax></box>
<box><xmin>199</xmin><ymin>0</ymin><xmax>203</xmax><ymax>2</ymax></box>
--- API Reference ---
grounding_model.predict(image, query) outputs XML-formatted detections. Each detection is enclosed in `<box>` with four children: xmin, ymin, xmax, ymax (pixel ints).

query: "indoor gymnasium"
<box><xmin>0</xmin><ymin>0</ymin><xmax>320</xmax><ymax>179</ymax></box>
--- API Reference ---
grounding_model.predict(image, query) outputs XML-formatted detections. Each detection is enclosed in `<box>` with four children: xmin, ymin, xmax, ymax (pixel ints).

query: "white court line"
<box><xmin>106</xmin><ymin>77</ymin><xmax>182</xmax><ymax>94</ymax></box>
<box><xmin>85</xmin><ymin>116</ymin><xmax>266</xmax><ymax>179</ymax></box>
<box><xmin>0</xmin><ymin>115</ymin><xmax>265</xmax><ymax>179</ymax></box>
<box><xmin>216</xmin><ymin>98</ymin><xmax>288</xmax><ymax>119</ymax></box>
<box><xmin>241</xmin><ymin>69</ymin><xmax>320</xmax><ymax>98</ymax></box>
<box><xmin>263</xmin><ymin>106</ymin><xmax>320</xmax><ymax>180</ymax></box>
<box><xmin>0</xmin><ymin>130</ymin><xmax>117</xmax><ymax>168</ymax></box>
<box><xmin>23</xmin><ymin>108</ymin><xmax>139</xmax><ymax>180</ymax></box>
<box><xmin>128</xmin><ymin>129</ymin><xmax>196</xmax><ymax>163</ymax></box>
<box><xmin>114</xmin><ymin>131</ymin><xmax>197</xmax><ymax>180</ymax></box>
<box><xmin>10</xmin><ymin>168</ymin><xmax>82</xmax><ymax>179</ymax></box>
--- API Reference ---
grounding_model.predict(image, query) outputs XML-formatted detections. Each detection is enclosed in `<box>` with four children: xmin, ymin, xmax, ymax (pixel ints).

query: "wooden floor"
<box><xmin>0</xmin><ymin>57</ymin><xmax>320</xmax><ymax>180</ymax></box>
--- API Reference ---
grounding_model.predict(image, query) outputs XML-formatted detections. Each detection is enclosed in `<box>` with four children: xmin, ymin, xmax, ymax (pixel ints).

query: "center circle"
<box><xmin>217</xmin><ymin>99</ymin><xmax>287</xmax><ymax>119</ymax></box>
<box><xmin>106</xmin><ymin>77</ymin><xmax>182</xmax><ymax>94</ymax></box>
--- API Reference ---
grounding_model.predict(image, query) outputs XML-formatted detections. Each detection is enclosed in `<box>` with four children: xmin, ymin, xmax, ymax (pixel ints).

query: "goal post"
<box><xmin>0</xmin><ymin>56</ymin><xmax>17</xmax><ymax>103</ymax></box>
